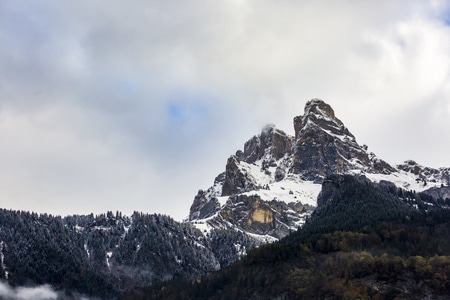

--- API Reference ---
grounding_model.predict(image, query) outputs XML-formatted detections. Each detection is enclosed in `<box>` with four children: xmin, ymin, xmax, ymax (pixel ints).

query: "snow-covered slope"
<box><xmin>188</xmin><ymin>99</ymin><xmax>449</xmax><ymax>242</ymax></box>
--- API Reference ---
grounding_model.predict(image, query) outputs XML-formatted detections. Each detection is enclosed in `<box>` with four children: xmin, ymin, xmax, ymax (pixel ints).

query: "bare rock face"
<box><xmin>240</xmin><ymin>124</ymin><xmax>293</xmax><ymax>164</ymax></box>
<box><xmin>189</xmin><ymin>189</ymin><xmax>220</xmax><ymax>221</ymax></box>
<box><xmin>294</xmin><ymin>99</ymin><xmax>347</xmax><ymax>138</ymax></box>
<box><xmin>291</xmin><ymin>99</ymin><xmax>395</xmax><ymax>179</ymax></box>
<box><xmin>222</xmin><ymin>156</ymin><xmax>259</xmax><ymax>196</ymax></box>
<box><xmin>189</xmin><ymin>172</ymin><xmax>225</xmax><ymax>221</ymax></box>
<box><xmin>293</xmin><ymin>116</ymin><xmax>302</xmax><ymax>140</ymax></box>
<box><xmin>212</xmin><ymin>194</ymin><xmax>313</xmax><ymax>239</ymax></box>
<box><xmin>222</xmin><ymin>126</ymin><xmax>294</xmax><ymax>197</ymax></box>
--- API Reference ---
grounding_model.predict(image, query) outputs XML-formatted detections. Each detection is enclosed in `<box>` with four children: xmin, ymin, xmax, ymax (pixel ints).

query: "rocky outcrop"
<box><xmin>398</xmin><ymin>160</ymin><xmax>450</xmax><ymax>186</ymax></box>
<box><xmin>423</xmin><ymin>186</ymin><xmax>450</xmax><ymax>200</ymax></box>
<box><xmin>317</xmin><ymin>174</ymin><xmax>373</xmax><ymax>207</ymax></box>
<box><xmin>291</xmin><ymin>99</ymin><xmax>395</xmax><ymax>179</ymax></box>
<box><xmin>238</xmin><ymin>124</ymin><xmax>293</xmax><ymax>164</ymax></box>
<box><xmin>189</xmin><ymin>189</ymin><xmax>220</xmax><ymax>220</ymax></box>
<box><xmin>222</xmin><ymin>156</ymin><xmax>259</xmax><ymax>196</ymax></box>
<box><xmin>189</xmin><ymin>173</ymin><xmax>225</xmax><ymax>221</ymax></box>
<box><xmin>214</xmin><ymin>194</ymin><xmax>313</xmax><ymax>239</ymax></box>
<box><xmin>294</xmin><ymin>99</ymin><xmax>350</xmax><ymax>138</ymax></box>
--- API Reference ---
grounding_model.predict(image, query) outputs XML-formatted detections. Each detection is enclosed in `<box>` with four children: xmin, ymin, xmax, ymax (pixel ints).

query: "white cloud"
<box><xmin>0</xmin><ymin>0</ymin><xmax>449</xmax><ymax>219</ymax></box>
<box><xmin>0</xmin><ymin>282</ymin><xmax>57</xmax><ymax>300</ymax></box>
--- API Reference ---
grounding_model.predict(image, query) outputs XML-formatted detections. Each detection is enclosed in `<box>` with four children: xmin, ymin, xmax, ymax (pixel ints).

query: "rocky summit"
<box><xmin>291</xmin><ymin>99</ymin><xmax>395</xmax><ymax>179</ymax></box>
<box><xmin>189</xmin><ymin>99</ymin><xmax>449</xmax><ymax>241</ymax></box>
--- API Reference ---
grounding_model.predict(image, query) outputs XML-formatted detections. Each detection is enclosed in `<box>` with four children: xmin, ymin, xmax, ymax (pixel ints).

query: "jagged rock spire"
<box><xmin>291</xmin><ymin>99</ymin><xmax>394</xmax><ymax>179</ymax></box>
<box><xmin>237</xmin><ymin>124</ymin><xmax>293</xmax><ymax>164</ymax></box>
<box><xmin>294</xmin><ymin>99</ymin><xmax>352</xmax><ymax>140</ymax></box>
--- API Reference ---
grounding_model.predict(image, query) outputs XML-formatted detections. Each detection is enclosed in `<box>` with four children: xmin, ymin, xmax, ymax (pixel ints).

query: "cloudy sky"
<box><xmin>1</xmin><ymin>0</ymin><xmax>449</xmax><ymax>220</ymax></box>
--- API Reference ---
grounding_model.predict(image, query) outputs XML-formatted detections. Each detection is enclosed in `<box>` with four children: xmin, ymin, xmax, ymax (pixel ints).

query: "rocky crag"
<box><xmin>189</xmin><ymin>99</ymin><xmax>450</xmax><ymax>241</ymax></box>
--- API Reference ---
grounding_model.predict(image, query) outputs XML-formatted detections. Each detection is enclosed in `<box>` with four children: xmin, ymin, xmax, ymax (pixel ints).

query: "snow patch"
<box><xmin>0</xmin><ymin>241</ymin><xmax>8</xmax><ymax>279</ymax></box>
<box><xmin>352</xmin><ymin>169</ymin><xmax>443</xmax><ymax>192</ymax></box>
<box><xmin>190</xmin><ymin>215</ymin><xmax>218</xmax><ymax>234</ymax></box>
<box><xmin>106</xmin><ymin>251</ymin><xmax>113</xmax><ymax>268</ymax></box>
<box><xmin>91</xmin><ymin>226</ymin><xmax>112</xmax><ymax>231</ymax></box>
<box><xmin>246</xmin><ymin>232</ymin><xmax>279</xmax><ymax>244</ymax></box>
<box><xmin>234</xmin><ymin>243</ymin><xmax>247</xmax><ymax>257</ymax></box>
<box><xmin>84</xmin><ymin>243</ymin><xmax>90</xmax><ymax>259</ymax></box>
<box><xmin>242</xmin><ymin>175</ymin><xmax>321</xmax><ymax>206</ymax></box>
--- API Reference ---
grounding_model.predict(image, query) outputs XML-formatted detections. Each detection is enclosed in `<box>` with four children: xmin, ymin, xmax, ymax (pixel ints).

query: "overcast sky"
<box><xmin>1</xmin><ymin>0</ymin><xmax>449</xmax><ymax>220</ymax></box>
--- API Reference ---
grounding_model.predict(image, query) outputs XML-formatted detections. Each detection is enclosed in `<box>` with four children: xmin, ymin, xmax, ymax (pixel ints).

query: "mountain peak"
<box><xmin>237</xmin><ymin>123</ymin><xmax>293</xmax><ymax>165</ymax></box>
<box><xmin>294</xmin><ymin>98</ymin><xmax>351</xmax><ymax>140</ymax></box>
<box><xmin>304</xmin><ymin>98</ymin><xmax>336</xmax><ymax>119</ymax></box>
<box><xmin>189</xmin><ymin>98</ymin><xmax>447</xmax><ymax>241</ymax></box>
<box><xmin>261</xmin><ymin>123</ymin><xmax>277</xmax><ymax>135</ymax></box>
<box><xmin>290</xmin><ymin>99</ymin><xmax>396</xmax><ymax>180</ymax></box>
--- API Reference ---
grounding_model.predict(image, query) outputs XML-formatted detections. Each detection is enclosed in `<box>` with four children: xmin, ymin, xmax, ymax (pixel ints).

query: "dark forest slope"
<box><xmin>124</xmin><ymin>175</ymin><xmax>450</xmax><ymax>300</ymax></box>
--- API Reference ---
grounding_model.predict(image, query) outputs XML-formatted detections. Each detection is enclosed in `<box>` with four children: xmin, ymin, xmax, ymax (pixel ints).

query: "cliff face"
<box><xmin>291</xmin><ymin>99</ymin><xmax>395</xmax><ymax>180</ymax></box>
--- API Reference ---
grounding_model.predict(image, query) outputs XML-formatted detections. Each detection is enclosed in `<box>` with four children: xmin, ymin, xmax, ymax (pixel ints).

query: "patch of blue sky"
<box><xmin>119</xmin><ymin>79</ymin><xmax>139</xmax><ymax>98</ymax></box>
<box><xmin>164</xmin><ymin>92</ymin><xmax>216</xmax><ymax>143</ymax></box>
<box><xmin>166</xmin><ymin>92</ymin><xmax>210</xmax><ymax>124</ymax></box>
<box><xmin>167</xmin><ymin>103</ymin><xmax>185</xmax><ymax>121</ymax></box>
<box><xmin>445</xmin><ymin>15</ymin><xmax>450</xmax><ymax>26</ymax></box>
<box><xmin>440</xmin><ymin>7</ymin><xmax>450</xmax><ymax>26</ymax></box>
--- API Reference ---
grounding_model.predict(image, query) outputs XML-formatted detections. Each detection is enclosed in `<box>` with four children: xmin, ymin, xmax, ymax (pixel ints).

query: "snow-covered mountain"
<box><xmin>1</xmin><ymin>98</ymin><xmax>449</xmax><ymax>299</ymax></box>
<box><xmin>188</xmin><ymin>99</ymin><xmax>450</xmax><ymax>240</ymax></box>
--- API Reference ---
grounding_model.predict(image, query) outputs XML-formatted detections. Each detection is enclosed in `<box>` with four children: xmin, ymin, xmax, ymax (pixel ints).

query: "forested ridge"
<box><xmin>124</xmin><ymin>175</ymin><xmax>450</xmax><ymax>299</ymax></box>
<box><xmin>0</xmin><ymin>210</ymin><xmax>255</xmax><ymax>299</ymax></box>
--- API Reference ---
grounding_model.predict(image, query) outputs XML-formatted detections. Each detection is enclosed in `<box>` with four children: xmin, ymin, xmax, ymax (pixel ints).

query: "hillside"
<box><xmin>0</xmin><ymin>210</ymin><xmax>254</xmax><ymax>299</ymax></box>
<box><xmin>124</xmin><ymin>175</ymin><xmax>450</xmax><ymax>299</ymax></box>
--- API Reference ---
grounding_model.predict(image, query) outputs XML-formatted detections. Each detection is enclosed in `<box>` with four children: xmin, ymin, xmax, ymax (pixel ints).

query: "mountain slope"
<box><xmin>128</xmin><ymin>175</ymin><xmax>450</xmax><ymax>300</ymax></box>
<box><xmin>0</xmin><ymin>210</ymin><xmax>227</xmax><ymax>298</ymax></box>
<box><xmin>188</xmin><ymin>99</ymin><xmax>449</xmax><ymax>242</ymax></box>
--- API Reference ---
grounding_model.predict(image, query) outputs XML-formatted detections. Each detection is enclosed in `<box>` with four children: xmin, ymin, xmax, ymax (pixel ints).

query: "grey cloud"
<box><xmin>0</xmin><ymin>0</ymin><xmax>449</xmax><ymax>219</ymax></box>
